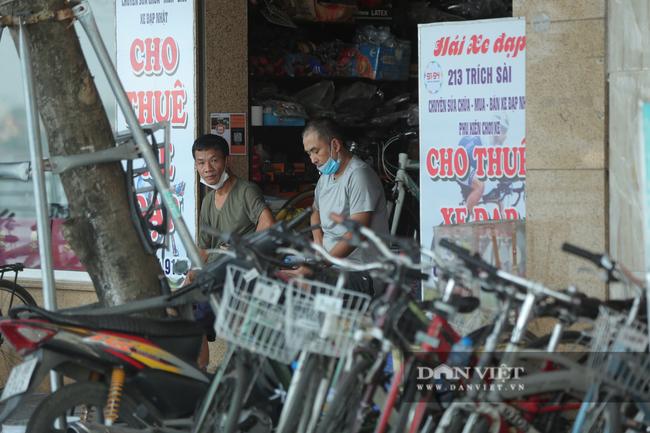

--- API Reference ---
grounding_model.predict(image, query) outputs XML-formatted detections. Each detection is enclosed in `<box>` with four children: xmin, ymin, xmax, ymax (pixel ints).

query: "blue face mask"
<box><xmin>318</xmin><ymin>142</ymin><xmax>341</xmax><ymax>175</ymax></box>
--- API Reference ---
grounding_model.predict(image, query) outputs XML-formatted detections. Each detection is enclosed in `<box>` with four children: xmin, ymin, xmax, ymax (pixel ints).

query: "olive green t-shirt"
<box><xmin>198</xmin><ymin>178</ymin><xmax>269</xmax><ymax>263</ymax></box>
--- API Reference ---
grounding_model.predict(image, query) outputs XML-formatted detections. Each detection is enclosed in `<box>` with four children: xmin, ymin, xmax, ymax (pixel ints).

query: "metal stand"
<box><xmin>18</xmin><ymin>14</ymin><xmax>63</xmax><ymax>403</ymax></box>
<box><xmin>3</xmin><ymin>1</ymin><xmax>204</xmax><ymax>320</ymax></box>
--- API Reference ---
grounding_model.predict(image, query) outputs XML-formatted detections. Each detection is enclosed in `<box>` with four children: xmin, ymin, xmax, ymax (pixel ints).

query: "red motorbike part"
<box><xmin>0</xmin><ymin>320</ymin><xmax>56</xmax><ymax>356</ymax></box>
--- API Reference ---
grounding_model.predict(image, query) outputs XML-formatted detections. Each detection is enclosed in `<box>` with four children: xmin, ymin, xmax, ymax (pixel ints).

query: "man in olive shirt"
<box><xmin>190</xmin><ymin>133</ymin><xmax>275</xmax><ymax>365</ymax></box>
<box><xmin>194</xmin><ymin>134</ymin><xmax>275</xmax><ymax>261</ymax></box>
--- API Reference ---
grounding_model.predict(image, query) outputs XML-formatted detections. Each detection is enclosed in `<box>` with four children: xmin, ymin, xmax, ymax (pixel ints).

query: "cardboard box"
<box><xmin>263</xmin><ymin>113</ymin><xmax>306</xmax><ymax>126</ymax></box>
<box><xmin>341</xmin><ymin>45</ymin><xmax>411</xmax><ymax>81</ymax></box>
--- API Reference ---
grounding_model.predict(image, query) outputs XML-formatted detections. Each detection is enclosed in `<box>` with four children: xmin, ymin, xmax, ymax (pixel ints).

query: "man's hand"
<box><xmin>281</xmin><ymin>264</ymin><xmax>312</xmax><ymax>278</ymax></box>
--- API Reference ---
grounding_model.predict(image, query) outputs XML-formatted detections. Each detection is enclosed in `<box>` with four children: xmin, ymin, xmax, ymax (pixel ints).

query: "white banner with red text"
<box><xmin>418</xmin><ymin>18</ymin><xmax>526</xmax><ymax>251</ymax></box>
<box><xmin>116</xmin><ymin>0</ymin><xmax>195</xmax><ymax>286</ymax></box>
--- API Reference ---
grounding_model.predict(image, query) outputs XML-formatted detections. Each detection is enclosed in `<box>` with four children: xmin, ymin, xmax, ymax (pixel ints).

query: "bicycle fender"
<box><xmin>0</xmin><ymin>350</ymin><xmax>70</xmax><ymax>424</ymax></box>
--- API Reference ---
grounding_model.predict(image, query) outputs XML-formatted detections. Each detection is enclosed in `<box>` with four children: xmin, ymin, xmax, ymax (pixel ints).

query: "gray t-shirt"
<box><xmin>314</xmin><ymin>156</ymin><xmax>389</xmax><ymax>266</ymax></box>
<box><xmin>198</xmin><ymin>178</ymin><xmax>269</xmax><ymax>263</ymax></box>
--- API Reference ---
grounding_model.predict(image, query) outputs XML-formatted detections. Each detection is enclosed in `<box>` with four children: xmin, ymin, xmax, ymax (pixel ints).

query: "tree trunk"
<box><xmin>1</xmin><ymin>0</ymin><xmax>165</xmax><ymax>316</ymax></box>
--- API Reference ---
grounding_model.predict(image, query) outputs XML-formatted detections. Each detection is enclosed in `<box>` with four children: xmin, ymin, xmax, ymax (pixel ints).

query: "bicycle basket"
<box><xmin>285</xmin><ymin>278</ymin><xmax>371</xmax><ymax>358</ymax></box>
<box><xmin>214</xmin><ymin>265</ymin><xmax>298</xmax><ymax>364</ymax></box>
<box><xmin>587</xmin><ymin>306</ymin><xmax>650</xmax><ymax>399</ymax></box>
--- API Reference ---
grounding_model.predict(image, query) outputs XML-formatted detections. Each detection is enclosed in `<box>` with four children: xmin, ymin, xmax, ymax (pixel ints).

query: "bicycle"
<box><xmin>352</xmin><ymin>131</ymin><xmax>420</xmax><ymax>243</ymax></box>
<box><xmin>429</xmin><ymin>240</ymin><xmax>647</xmax><ymax>433</ymax></box>
<box><xmin>0</xmin><ymin>263</ymin><xmax>37</xmax><ymax>390</ymax></box>
<box><xmin>563</xmin><ymin>243</ymin><xmax>649</xmax><ymax>433</ymax></box>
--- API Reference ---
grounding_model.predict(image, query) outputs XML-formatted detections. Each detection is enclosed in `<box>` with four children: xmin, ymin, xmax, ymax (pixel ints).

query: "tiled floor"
<box><xmin>0</xmin><ymin>393</ymin><xmax>47</xmax><ymax>431</ymax></box>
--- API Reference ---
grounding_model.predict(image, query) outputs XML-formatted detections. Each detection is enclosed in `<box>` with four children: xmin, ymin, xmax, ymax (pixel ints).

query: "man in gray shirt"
<box><xmin>284</xmin><ymin>117</ymin><xmax>389</xmax><ymax>296</ymax></box>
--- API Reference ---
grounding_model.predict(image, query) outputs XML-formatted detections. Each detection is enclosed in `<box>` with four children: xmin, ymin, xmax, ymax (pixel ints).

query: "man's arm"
<box><xmin>311</xmin><ymin>208</ymin><xmax>323</xmax><ymax>246</ymax></box>
<box><xmin>281</xmin><ymin>210</ymin><xmax>372</xmax><ymax>278</ymax></box>
<box><xmin>198</xmin><ymin>248</ymin><xmax>210</xmax><ymax>263</ymax></box>
<box><xmin>326</xmin><ymin>211</ymin><xmax>372</xmax><ymax>259</ymax></box>
<box><xmin>256</xmin><ymin>208</ymin><xmax>276</xmax><ymax>232</ymax></box>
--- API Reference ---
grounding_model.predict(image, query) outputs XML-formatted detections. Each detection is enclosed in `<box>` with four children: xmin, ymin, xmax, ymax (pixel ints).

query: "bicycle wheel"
<box><xmin>26</xmin><ymin>381</ymin><xmax>158</xmax><ymax>432</ymax></box>
<box><xmin>278</xmin><ymin>354</ymin><xmax>322</xmax><ymax>433</ymax></box>
<box><xmin>316</xmin><ymin>356</ymin><xmax>374</xmax><ymax>433</ymax></box>
<box><xmin>0</xmin><ymin>280</ymin><xmax>37</xmax><ymax>390</ymax></box>
<box><xmin>202</xmin><ymin>355</ymin><xmax>251</xmax><ymax>433</ymax></box>
<box><xmin>278</xmin><ymin>189</ymin><xmax>315</xmax><ymax>213</ymax></box>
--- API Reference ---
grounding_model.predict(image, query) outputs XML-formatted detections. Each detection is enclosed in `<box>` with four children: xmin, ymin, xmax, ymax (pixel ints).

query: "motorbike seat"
<box><xmin>8</xmin><ymin>305</ymin><xmax>205</xmax><ymax>338</ymax></box>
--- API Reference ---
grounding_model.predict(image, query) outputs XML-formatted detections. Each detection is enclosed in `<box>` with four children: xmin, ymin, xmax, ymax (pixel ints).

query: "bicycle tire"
<box><xmin>278</xmin><ymin>190</ymin><xmax>315</xmax><ymax>213</ymax></box>
<box><xmin>0</xmin><ymin>279</ymin><xmax>37</xmax><ymax>312</ymax></box>
<box><xmin>277</xmin><ymin>354</ymin><xmax>321</xmax><ymax>433</ymax></box>
<box><xmin>316</xmin><ymin>356</ymin><xmax>373</xmax><ymax>433</ymax></box>
<box><xmin>0</xmin><ymin>280</ymin><xmax>37</xmax><ymax>390</ymax></box>
<box><xmin>26</xmin><ymin>381</ymin><xmax>158</xmax><ymax>433</ymax></box>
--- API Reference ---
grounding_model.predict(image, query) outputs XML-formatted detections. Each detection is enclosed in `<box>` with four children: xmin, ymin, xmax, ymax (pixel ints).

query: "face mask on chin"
<box><xmin>200</xmin><ymin>171</ymin><xmax>229</xmax><ymax>190</ymax></box>
<box><xmin>318</xmin><ymin>142</ymin><xmax>341</xmax><ymax>175</ymax></box>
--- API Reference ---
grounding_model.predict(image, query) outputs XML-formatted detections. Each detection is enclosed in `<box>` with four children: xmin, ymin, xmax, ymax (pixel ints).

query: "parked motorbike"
<box><xmin>0</xmin><ymin>211</ymin><xmax>313</xmax><ymax>432</ymax></box>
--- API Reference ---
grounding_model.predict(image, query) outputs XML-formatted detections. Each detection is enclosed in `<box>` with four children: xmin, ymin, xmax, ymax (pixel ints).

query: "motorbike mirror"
<box><xmin>173</xmin><ymin>259</ymin><xmax>191</xmax><ymax>275</ymax></box>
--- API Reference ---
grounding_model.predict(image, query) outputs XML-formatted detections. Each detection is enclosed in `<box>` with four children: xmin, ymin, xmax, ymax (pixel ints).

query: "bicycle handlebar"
<box><xmin>439</xmin><ymin>238</ymin><xmax>574</xmax><ymax>305</ymax></box>
<box><xmin>329</xmin><ymin>213</ymin><xmax>422</xmax><ymax>269</ymax></box>
<box><xmin>561</xmin><ymin>243</ymin><xmax>607</xmax><ymax>269</ymax></box>
<box><xmin>562</xmin><ymin>242</ymin><xmax>645</xmax><ymax>288</ymax></box>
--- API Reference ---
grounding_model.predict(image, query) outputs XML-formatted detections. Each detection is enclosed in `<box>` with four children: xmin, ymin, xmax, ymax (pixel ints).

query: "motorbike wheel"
<box><xmin>26</xmin><ymin>381</ymin><xmax>158</xmax><ymax>433</ymax></box>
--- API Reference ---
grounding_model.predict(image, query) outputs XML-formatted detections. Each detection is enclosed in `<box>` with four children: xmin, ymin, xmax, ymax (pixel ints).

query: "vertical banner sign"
<box><xmin>116</xmin><ymin>0</ymin><xmax>195</xmax><ymax>286</ymax></box>
<box><xmin>419</xmin><ymin>18</ymin><xmax>526</xmax><ymax>250</ymax></box>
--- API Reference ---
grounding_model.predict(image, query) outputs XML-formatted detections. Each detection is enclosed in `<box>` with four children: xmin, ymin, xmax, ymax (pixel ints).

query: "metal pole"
<box><xmin>73</xmin><ymin>1</ymin><xmax>204</xmax><ymax>270</ymax></box>
<box><xmin>18</xmin><ymin>16</ymin><xmax>63</xmax><ymax>399</ymax></box>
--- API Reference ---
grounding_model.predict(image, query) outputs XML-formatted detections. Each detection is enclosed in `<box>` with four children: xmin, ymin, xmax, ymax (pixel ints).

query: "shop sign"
<box><xmin>418</xmin><ymin>18</ymin><xmax>526</xmax><ymax>250</ymax></box>
<box><xmin>116</xmin><ymin>0</ymin><xmax>196</xmax><ymax>287</ymax></box>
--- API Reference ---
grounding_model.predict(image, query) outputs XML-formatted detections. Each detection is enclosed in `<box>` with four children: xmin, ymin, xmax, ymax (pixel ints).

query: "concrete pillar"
<box><xmin>608</xmin><ymin>1</ymin><xmax>650</xmax><ymax>297</ymax></box>
<box><xmin>204</xmin><ymin>0</ymin><xmax>249</xmax><ymax>179</ymax></box>
<box><xmin>515</xmin><ymin>1</ymin><xmax>607</xmax><ymax>297</ymax></box>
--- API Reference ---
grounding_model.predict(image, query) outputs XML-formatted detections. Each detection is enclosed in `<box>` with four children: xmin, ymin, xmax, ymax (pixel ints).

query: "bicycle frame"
<box><xmin>390</xmin><ymin>153</ymin><xmax>420</xmax><ymax>237</ymax></box>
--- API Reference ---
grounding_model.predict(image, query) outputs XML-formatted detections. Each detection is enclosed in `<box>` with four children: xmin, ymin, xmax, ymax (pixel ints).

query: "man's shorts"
<box><xmin>193</xmin><ymin>301</ymin><xmax>216</xmax><ymax>342</ymax></box>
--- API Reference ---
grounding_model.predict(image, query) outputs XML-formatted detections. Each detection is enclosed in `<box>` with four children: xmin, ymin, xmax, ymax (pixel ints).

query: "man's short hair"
<box><xmin>302</xmin><ymin>117</ymin><xmax>347</xmax><ymax>148</ymax></box>
<box><xmin>192</xmin><ymin>134</ymin><xmax>230</xmax><ymax>160</ymax></box>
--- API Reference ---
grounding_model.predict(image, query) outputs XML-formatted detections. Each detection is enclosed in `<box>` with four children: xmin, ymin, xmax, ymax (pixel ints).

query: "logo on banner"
<box><xmin>424</xmin><ymin>61</ymin><xmax>443</xmax><ymax>95</ymax></box>
<box><xmin>216</xmin><ymin>124</ymin><xmax>225</xmax><ymax>135</ymax></box>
